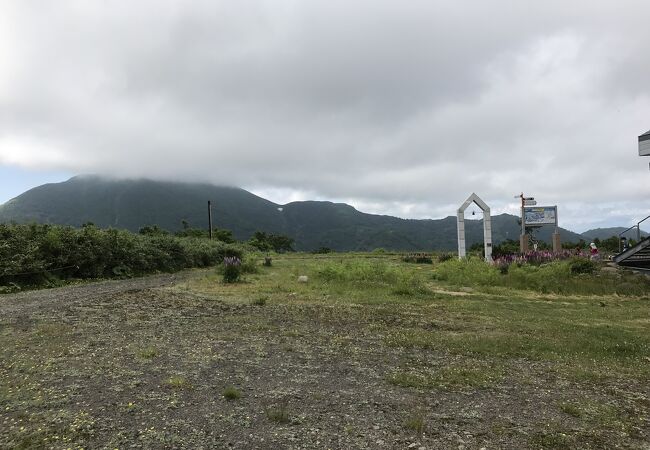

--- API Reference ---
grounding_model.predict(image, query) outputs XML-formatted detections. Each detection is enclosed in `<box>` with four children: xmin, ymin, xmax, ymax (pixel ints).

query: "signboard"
<box><xmin>524</xmin><ymin>206</ymin><xmax>557</xmax><ymax>226</ymax></box>
<box><xmin>524</xmin><ymin>199</ymin><xmax>537</xmax><ymax>206</ymax></box>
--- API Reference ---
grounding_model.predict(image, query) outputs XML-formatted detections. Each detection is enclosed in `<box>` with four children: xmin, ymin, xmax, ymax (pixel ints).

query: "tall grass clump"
<box><xmin>432</xmin><ymin>257</ymin><xmax>500</xmax><ymax>286</ymax></box>
<box><xmin>316</xmin><ymin>260</ymin><xmax>429</xmax><ymax>296</ymax></box>
<box><xmin>316</xmin><ymin>260</ymin><xmax>401</xmax><ymax>284</ymax></box>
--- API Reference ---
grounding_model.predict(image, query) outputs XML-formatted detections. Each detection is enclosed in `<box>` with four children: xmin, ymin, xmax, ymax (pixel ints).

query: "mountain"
<box><xmin>0</xmin><ymin>176</ymin><xmax>585</xmax><ymax>251</ymax></box>
<box><xmin>582</xmin><ymin>227</ymin><xmax>649</xmax><ymax>241</ymax></box>
<box><xmin>0</xmin><ymin>176</ymin><xmax>285</xmax><ymax>239</ymax></box>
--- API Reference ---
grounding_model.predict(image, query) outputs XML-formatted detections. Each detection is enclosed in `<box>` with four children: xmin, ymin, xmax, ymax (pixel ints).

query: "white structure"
<box><xmin>457</xmin><ymin>193</ymin><xmax>492</xmax><ymax>261</ymax></box>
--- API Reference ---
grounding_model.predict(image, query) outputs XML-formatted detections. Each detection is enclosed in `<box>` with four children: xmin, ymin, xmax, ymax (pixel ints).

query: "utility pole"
<box><xmin>208</xmin><ymin>201</ymin><xmax>213</xmax><ymax>240</ymax></box>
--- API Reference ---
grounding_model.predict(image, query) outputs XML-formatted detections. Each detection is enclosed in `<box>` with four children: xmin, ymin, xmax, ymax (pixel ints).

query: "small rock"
<box><xmin>298</xmin><ymin>275</ymin><xmax>309</xmax><ymax>283</ymax></box>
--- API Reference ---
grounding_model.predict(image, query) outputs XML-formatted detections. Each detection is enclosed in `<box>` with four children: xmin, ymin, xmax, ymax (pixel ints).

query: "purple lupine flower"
<box><xmin>223</xmin><ymin>256</ymin><xmax>242</xmax><ymax>266</ymax></box>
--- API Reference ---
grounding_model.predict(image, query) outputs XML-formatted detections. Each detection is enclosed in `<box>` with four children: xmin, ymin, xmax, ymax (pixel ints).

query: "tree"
<box><xmin>248</xmin><ymin>231</ymin><xmax>294</xmax><ymax>252</ymax></box>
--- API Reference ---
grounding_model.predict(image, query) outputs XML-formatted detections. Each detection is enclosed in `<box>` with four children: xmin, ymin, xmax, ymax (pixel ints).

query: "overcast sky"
<box><xmin>1</xmin><ymin>0</ymin><xmax>649</xmax><ymax>232</ymax></box>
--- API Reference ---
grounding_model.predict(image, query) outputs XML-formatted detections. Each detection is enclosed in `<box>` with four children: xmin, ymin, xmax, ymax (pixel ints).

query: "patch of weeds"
<box><xmin>264</xmin><ymin>398</ymin><xmax>290</xmax><ymax>424</ymax></box>
<box><xmin>529</xmin><ymin>429</ymin><xmax>573</xmax><ymax>449</ymax></box>
<box><xmin>391</xmin><ymin>274</ymin><xmax>431</xmax><ymax>296</ymax></box>
<box><xmin>560</xmin><ymin>365</ymin><xmax>610</xmax><ymax>383</ymax></box>
<box><xmin>251</xmin><ymin>296</ymin><xmax>267</xmax><ymax>306</ymax></box>
<box><xmin>138</xmin><ymin>346</ymin><xmax>158</xmax><ymax>359</ymax></box>
<box><xmin>559</xmin><ymin>401</ymin><xmax>582</xmax><ymax>418</ymax></box>
<box><xmin>223</xmin><ymin>386</ymin><xmax>241</xmax><ymax>401</ymax></box>
<box><xmin>387</xmin><ymin>363</ymin><xmax>503</xmax><ymax>389</ymax></box>
<box><xmin>403</xmin><ymin>410</ymin><xmax>426</xmax><ymax>433</ymax></box>
<box><xmin>166</xmin><ymin>375</ymin><xmax>190</xmax><ymax>389</ymax></box>
<box><xmin>122</xmin><ymin>401</ymin><xmax>139</xmax><ymax>414</ymax></box>
<box><xmin>282</xmin><ymin>330</ymin><xmax>302</xmax><ymax>337</ymax></box>
<box><xmin>240</xmin><ymin>257</ymin><xmax>260</xmax><ymax>274</ymax></box>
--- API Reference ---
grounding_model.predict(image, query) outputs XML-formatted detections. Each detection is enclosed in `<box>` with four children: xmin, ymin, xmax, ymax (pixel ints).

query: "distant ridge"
<box><xmin>581</xmin><ymin>227</ymin><xmax>649</xmax><ymax>241</ymax></box>
<box><xmin>0</xmin><ymin>176</ymin><xmax>587</xmax><ymax>251</ymax></box>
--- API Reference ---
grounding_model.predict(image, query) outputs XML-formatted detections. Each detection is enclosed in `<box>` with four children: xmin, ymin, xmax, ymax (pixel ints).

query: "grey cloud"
<box><xmin>1</xmin><ymin>0</ymin><xmax>649</xmax><ymax>230</ymax></box>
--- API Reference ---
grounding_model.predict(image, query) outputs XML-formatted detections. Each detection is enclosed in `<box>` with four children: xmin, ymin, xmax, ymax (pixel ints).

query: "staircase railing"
<box><xmin>618</xmin><ymin>214</ymin><xmax>650</xmax><ymax>252</ymax></box>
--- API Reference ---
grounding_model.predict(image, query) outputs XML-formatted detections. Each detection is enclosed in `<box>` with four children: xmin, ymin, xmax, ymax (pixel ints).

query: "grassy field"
<box><xmin>1</xmin><ymin>253</ymin><xmax>649</xmax><ymax>449</ymax></box>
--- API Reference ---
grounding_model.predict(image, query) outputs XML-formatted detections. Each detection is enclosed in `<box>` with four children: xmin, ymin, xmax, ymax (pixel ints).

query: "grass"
<box><xmin>138</xmin><ymin>346</ymin><xmax>158</xmax><ymax>359</ymax></box>
<box><xmin>433</xmin><ymin>257</ymin><xmax>650</xmax><ymax>295</ymax></box>
<box><xmin>1</xmin><ymin>252</ymin><xmax>649</xmax><ymax>448</ymax></box>
<box><xmin>251</xmin><ymin>296</ymin><xmax>267</xmax><ymax>306</ymax></box>
<box><xmin>559</xmin><ymin>402</ymin><xmax>582</xmax><ymax>418</ymax></box>
<box><xmin>387</xmin><ymin>362</ymin><xmax>504</xmax><ymax>389</ymax></box>
<box><xmin>223</xmin><ymin>386</ymin><xmax>241</xmax><ymax>401</ymax></box>
<box><xmin>403</xmin><ymin>410</ymin><xmax>426</xmax><ymax>433</ymax></box>
<box><xmin>166</xmin><ymin>375</ymin><xmax>190</xmax><ymax>389</ymax></box>
<box><xmin>264</xmin><ymin>399</ymin><xmax>290</xmax><ymax>424</ymax></box>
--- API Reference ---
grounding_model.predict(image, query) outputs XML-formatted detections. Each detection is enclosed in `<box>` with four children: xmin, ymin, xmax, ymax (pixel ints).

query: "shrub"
<box><xmin>0</xmin><ymin>223</ymin><xmax>245</xmax><ymax>290</ymax></box>
<box><xmin>437</xmin><ymin>253</ymin><xmax>453</xmax><ymax>263</ymax></box>
<box><xmin>240</xmin><ymin>257</ymin><xmax>259</xmax><ymax>274</ymax></box>
<box><xmin>402</xmin><ymin>253</ymin><xmax>433</xmax><ymax>264</ymax></box>
<box><xmin>569</xmin><ymin>257</ymin><xmax>597</xmax><ymax>274</ymax></box>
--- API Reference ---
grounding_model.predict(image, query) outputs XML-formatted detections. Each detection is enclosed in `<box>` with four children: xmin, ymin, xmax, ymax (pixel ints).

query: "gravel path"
<box><xmin>0</xmin><ymin>271</ymin><xmax>194</xmax><ymax>317</ymax></box>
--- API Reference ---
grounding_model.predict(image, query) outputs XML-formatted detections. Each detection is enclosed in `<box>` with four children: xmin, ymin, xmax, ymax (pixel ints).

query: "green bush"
<box><xmin>569</xmin><ymin>257</ymin><xmax>596</xmax><ymax>274</ymax></box>
<box><xmin>402</xmin><ymin>253</ymin><xmax>433</xmax><ymax>264</ymax></box>
<box><xmin>0</xmin><ymin>223</ymin><xmax>244</xmax><ymax>289</ymax></box>
<box><xmin>437</xmin><ymin>253</ymin><xmax>454</xmax><ymax>263</ymax></box>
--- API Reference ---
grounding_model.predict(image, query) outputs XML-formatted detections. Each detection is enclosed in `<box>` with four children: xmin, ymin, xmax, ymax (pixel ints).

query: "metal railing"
<box><xmin>618</xmin><ymin>214</ymin><xmax>650</xmax><ymax>252</ymax></box>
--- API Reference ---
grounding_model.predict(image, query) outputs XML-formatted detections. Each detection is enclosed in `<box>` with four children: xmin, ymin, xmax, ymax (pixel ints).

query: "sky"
<box><xmin>1</xmin><ymin>1</ymin><xmax>649</xmax><ymax>233</ymax></box>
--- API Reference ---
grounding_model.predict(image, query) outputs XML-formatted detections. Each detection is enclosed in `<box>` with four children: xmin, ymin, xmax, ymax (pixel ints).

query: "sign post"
<box><xmin>517</xmin><ymin>194</ymin><xmax>561</xmax><ymax>253</ymax></box>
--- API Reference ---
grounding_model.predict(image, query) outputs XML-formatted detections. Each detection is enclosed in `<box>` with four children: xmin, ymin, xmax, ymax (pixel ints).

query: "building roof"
<box><xmin>640</xmin><ymin>129</ymin><xmax>650</xmax><ymax>142</ymax></box>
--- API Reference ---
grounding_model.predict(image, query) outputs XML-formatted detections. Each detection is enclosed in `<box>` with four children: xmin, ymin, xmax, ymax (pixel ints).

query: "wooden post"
<box><xmin>520</xmin><ymin>193</ymin><xmax>526</xmax><ymax>253</ymax></box>
<box><xmin>208</xmin><ymin>201</ymin><xmax>213</xmax><ymax>240</ymax></box>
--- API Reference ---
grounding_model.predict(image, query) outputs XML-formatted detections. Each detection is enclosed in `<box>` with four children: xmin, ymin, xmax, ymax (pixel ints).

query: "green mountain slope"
<box><xmin>0</xmin><ymin>176</ymin><xmax>285</xmax><ymax>239</ymax></box>
<box><xmin>0</xmin><ymin>176</ymin><xmax>586</xmax><ymax>251</ymax></box>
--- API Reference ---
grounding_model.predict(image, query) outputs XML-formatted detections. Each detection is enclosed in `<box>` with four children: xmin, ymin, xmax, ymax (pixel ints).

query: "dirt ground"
<box><xmin>1</xmin><ymin>268</ymin><xmax>649</xmax><ymax>449</ymax></box>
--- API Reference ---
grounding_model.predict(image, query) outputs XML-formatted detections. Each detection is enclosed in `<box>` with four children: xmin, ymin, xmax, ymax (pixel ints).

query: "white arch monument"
<box><xmin>457</xmin><ymin>193</ymin><xmax>492</xmax><ymax>261</ymax></box>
